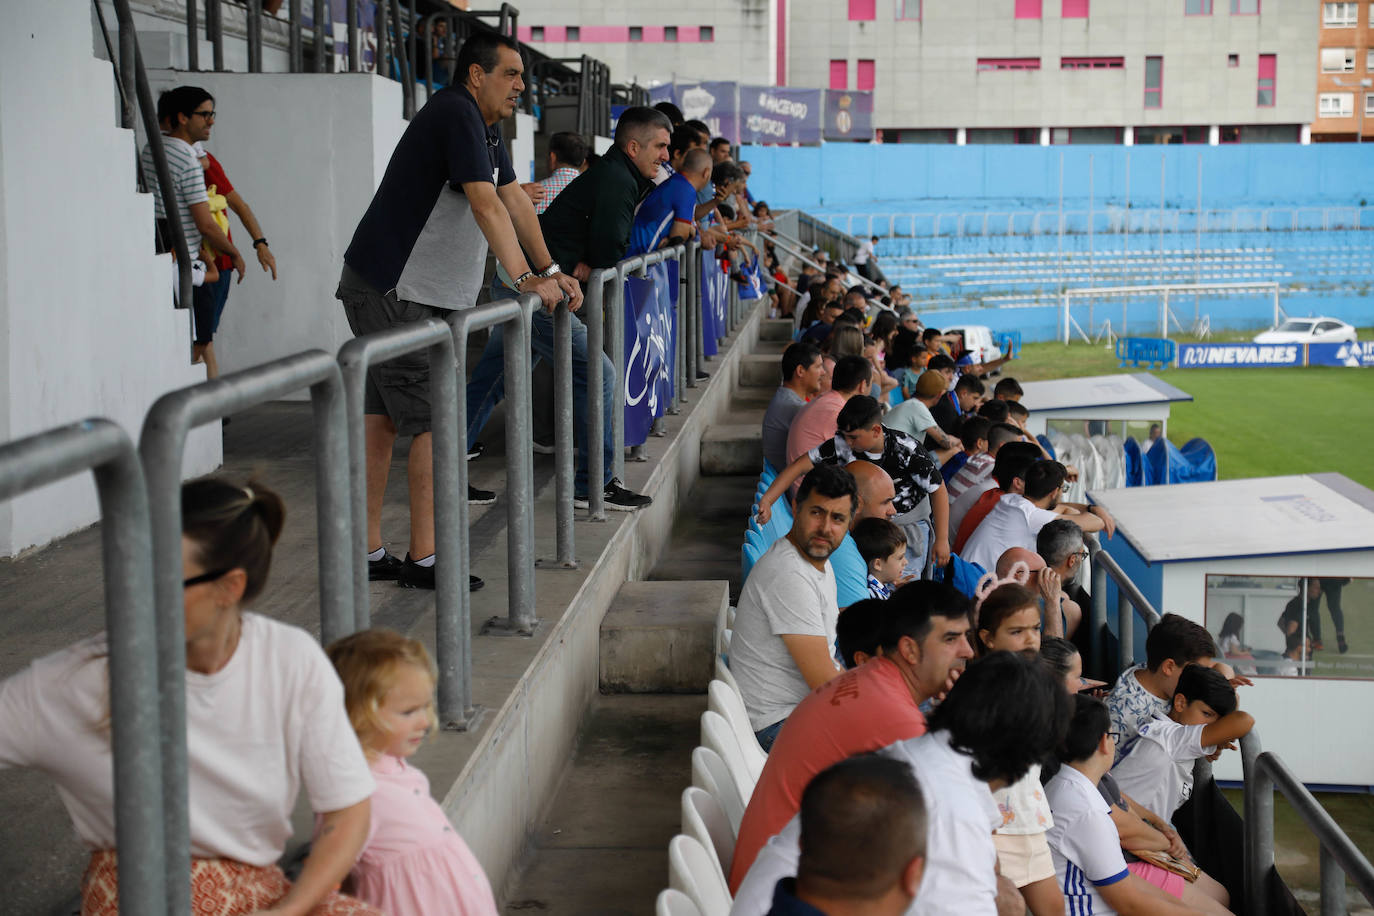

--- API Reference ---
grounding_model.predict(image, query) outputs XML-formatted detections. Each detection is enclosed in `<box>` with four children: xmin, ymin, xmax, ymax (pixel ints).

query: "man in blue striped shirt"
<box><xmin>626</xmin><ymin>148</ymin><xmax>712</xmax><ymax>256</ymax></box>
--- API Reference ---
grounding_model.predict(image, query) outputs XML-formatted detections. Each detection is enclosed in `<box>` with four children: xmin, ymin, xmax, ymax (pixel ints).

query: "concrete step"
<box><xmin>739</xmin><ymin>353</ymin><xmax>782</xmax><ymax>388</ymax></box>
<box><xmin>700</xmin><ymin>423</ymin><xmax>763</xmax><ymax>476</ymax></box>
<box><xmin>731</xmin><ymin>388</ymin><xmax>775</xmax><ymax>411</ymax></box>
<box><xmin>599</xmin><ymin>580</ymin><xmax>728</xmax><ymax>693</ymax></box>
<box><xmin>759</xmin><ymin>318</ymin><xmax>795</xmax><ymax>341</ymax></box>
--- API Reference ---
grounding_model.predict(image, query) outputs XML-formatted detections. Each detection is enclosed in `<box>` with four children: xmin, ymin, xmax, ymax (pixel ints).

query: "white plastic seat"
<box><xmin>682</xmin><ymin>786</ymin><xmax>737</xmax><ymax>882</ymax></box>
<box><xmin>714</xmin><ymin>653</ymin><xmax>743</xmax><ymax>701</ymax></box>
<box><xmin>669</xmin><ymin>834</ymin><xmax>733</xmax><ymax>916</ymax></box>
<box><xmin>701</xmin><ymin>710</ymin><xmax>758</xmax><ymax>805</ymax></box>
<box><xmin>656</xmin><ymin>888</ymin><xmax>704</xmax><ymax>916</ymax></box>
<box><xmin>708</xmin><ymin>680</ymin><xmax>767</xmax><ymax>782</ymax></box>
<box><xmin>691</xmin><ymin>746</ymin><xmax>747</xmax><ymax>834</ymax></box>
<box><xmin>717</xmin><ymin>627</ymin><xmax>732</xmax><ymax>659</ymax></box>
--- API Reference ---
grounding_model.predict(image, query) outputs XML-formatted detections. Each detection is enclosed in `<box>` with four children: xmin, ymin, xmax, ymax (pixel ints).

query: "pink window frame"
<box><xmin>830</xmin><ymin>59</ymin><xmax>849</xmax><ymax>89</ymax></box>
<box><xmin>1144</xmin><ymin>55</ymin><xmax>1163</xmax><ymax>108</ymax></box>
<box><xmin>1062</xmin><ymin>0</ymin><xmax>1090</xmax><ymax>16</ymax></box>
<box><xmin>1061</xmin><ymin>56</ymin><xmax>1124</xmax><ymax>69</ymax></box>
<box><xmin>857</xmin><ymin>59</ymin><xmax>876</xmax><ymax>90</ymax></box>
<box><xmin>1229</xmin><ymin>0</ymin><xmax>1260</xmax><ymax>14</ymax></box>
<box><xmin>1015</xmin><ymin>0</ymin><xmax>1043</xmax><ymax>18</ymax></box>
<box><xmin>895</xmin><ymin>0</ymin><xmax>922</xmax><ymax>19</ymax></box>
<box><xmin>849</xmin><ymin>0</ymin><xmax>877</xmax><ymax>20</ymax></box>
<box><xmin>1184</xmin><ymin>0</ymin><xmax>1213</xmax><ymax>15</ymax></box>
<box><xmin>1257</xmin><ymin>53</ymin><xmax>1276</xmax><ymax>106</ymax></box>
<box><xmin>977</xmin><ymin>57</ymin><xmax>1042</xmax><ymax>71</ymax></box>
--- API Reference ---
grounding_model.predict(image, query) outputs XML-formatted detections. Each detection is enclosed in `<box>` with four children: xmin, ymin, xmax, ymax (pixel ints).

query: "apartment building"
<box><xmin>1313</xmin><ymin>0</ymin><xmax>1374</xmax><ymax>139</ymax></box>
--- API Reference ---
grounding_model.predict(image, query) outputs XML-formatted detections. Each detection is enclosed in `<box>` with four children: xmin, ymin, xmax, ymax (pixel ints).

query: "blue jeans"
<box><xmin>754</xmin><ymin>719</ymin><xmax>785</xmax><ymax>752</ymax></box>
<box><xmin>465</xmin><ymin>279</ymin><xmax>615</xmax><ymax>494</ymax></box>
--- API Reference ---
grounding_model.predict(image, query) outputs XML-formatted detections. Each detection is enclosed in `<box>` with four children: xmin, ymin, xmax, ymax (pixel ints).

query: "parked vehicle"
<box><xmin>944</xmin><ymin>325</ymin><xmax>1005</xmax><ymax>365</ymax></box>
<box><xmin>1253</xmin><ymin>317</ymin><xmax>1357</xmax><ymax>345</ymax></box>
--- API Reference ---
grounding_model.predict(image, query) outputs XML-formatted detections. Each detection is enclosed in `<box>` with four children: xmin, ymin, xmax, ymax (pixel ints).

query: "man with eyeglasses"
<box><xmin>143</xmin><ymin>87</ymin><xmax>245</xmax><ymax>299</ymax></box>
<box><xmin>1035</xmin><ymin>520</ymin><xmax>1094</xmax><ymax>638</ymax></box>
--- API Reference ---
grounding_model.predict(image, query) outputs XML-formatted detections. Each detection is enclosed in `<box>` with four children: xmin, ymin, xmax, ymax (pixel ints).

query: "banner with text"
<box><xmin>1177</xmin><ymin>341</ymin><xmax>1373</xmax><ymax>368</ymax></box>
<box><xmin>699</xmin><ymin>252</ymin><xmax>729</xmax><ymax>357</ymax></box>
<box><xmin>623</xmin><ymin>262</ymin><xmax>678</xmax><ymax>447</ymax></box>
<box><xmin>824</xmin><ymin>89</ymin><xmax>874</xmax><ymax>142</ymax></box>
<box><xmin>739</xmin><ymin>88</ymin><xmax>823</xmax><ymax>145</ymax></box>
<box><xmin>674</xmin><ymin>81</ymin><xmax>741</xmax><ymax>144</ymax></box>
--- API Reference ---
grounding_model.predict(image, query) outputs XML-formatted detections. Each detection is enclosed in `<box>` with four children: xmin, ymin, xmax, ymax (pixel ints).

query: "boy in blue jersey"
<box><xmin>627</xmin><ymin>148</ymin><xmax>713</xmax><ymax>256</ymax></box>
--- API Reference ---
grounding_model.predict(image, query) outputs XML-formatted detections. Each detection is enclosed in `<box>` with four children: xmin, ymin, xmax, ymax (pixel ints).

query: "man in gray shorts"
<box><xmin>338</xmin><ymin>32</ymin><xmax>579</xmax><ymax>590</ymax></box>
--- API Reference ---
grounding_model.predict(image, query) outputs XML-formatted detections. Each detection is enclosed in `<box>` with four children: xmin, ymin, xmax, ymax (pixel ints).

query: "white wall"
<box><xmin>0</xmin><ymin>0</ymin><xmax>219</xmax><ymax>556</ymax></box>
<box><xmin>145</xmin><ymin>71</ymin><xmax>410</xmax><ymax>381</ymax></box>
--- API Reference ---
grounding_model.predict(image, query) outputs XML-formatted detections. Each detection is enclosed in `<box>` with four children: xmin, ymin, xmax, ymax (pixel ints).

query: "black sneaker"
<box><xmin>574</xmin><ymin>478</ymin><xmax>652</xmax><ymax>511</ymax></box>
<box><xmin>398</xmin><ymin>554</ymin><xmax>484</xmax><ymax>591</ymax></box>
<box><xmin>532</xmin><ymin>436</ymin><xmax>556</xmax><ymax>455</ymax></box>
<box><xmin>696</xmin><ymin>369</ymin><xmax>711</xmax><ymax>380</ymax></box>
<box><xmin>1338</xmin><ymin>635</ymin><xmax>1349</xmax><ymax>654</ymax></box>
<box><xmin>367</xmin><ymin>550</ymin><xmax>404</xmax><ymax>581</ymax></box>
<box><xmin>469</xmin><ymin>484</ymin><xmax>496</xmax><ymax>506</ymax></box>
<box><xmin>467</xmin><ymin>441</ymin><xmax>485</xmax><ymax>461</ymax></box>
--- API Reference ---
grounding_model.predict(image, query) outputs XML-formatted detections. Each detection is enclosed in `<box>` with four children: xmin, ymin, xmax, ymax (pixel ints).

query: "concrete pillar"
<box><xmin>956</xmin><ymin>127</ymin><xmax>967</xmax><ymax>145</ymax></box>
<box><xmin>1123</xmin><ymin>125</ymin><xmax>1134</xmax><ymax>146</ymax></box>
<box><xmin>1300</xmin><ymin>124</ymin><xmax>1312</xmax><ymax>145</ymax></box>
<box><xmin>1040</xmin><ymin>126</ymin><xmax>1051</xmax><ymax>146</ymax></box>
<box><xmin>1208</xmin><ymin>125</ymin><xmax>1220</xmax><ymax>145</ymax></box>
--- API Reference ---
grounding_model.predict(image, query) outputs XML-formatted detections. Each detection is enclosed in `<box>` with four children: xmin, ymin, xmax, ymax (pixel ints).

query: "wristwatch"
<box><xmin>537</xmin><ymin>262</ymin><xmax>562</xmax><ymax>278</ymax></box>
<box><xmin>252</xmin><ymin>238</ymin><xmax>268</xmax><ymax>248</ymax></box>
<box><xmin>512</xmin><ymin>271</ymin><xmax>536</xmax><ymax>288</ymax></box>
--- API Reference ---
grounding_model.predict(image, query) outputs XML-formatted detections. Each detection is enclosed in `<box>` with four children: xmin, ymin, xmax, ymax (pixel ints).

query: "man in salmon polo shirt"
<box><xmin>727</xmin><ymin>580</ymin><xmax>975</xmax><ymax>893</ymax></box>
<box><xmin>784</xmin><ymin>356</ymin><xmax>872</xmax><ymax>467</ymax></box>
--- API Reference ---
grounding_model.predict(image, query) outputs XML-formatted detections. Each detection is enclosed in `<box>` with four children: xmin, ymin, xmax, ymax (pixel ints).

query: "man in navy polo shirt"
<box><xmin>337</xmin><ymin>31</ymin><xmax>579</xmax><ymax>590</ymax></box>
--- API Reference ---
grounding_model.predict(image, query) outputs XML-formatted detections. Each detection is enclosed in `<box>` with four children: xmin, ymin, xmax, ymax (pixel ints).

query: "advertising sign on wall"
<box><xmin>739</xmin><ymin>88</ymin><xmax>823</xmax><ymax>145</ymax></box>
<box><xmin>824</xmin><ymin>90</ymin><xmax>874</xmax><ymax>141</ymax></box>
<box><xmin>1176</xmin><ymin>343</ymin><xmax>1303</xmax><ymax>368</ymax></box>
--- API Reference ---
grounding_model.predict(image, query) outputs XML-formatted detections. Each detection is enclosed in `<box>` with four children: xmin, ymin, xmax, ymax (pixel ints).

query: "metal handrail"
<box><xmin>140</xmin><ymin>350</ymin><xmax>353</xmax><ymax>914</ymax></box>
<box><xmin>114</xmin><ymin>0</ymin><xmax>193</xmax><ymax>310</ymax></box>
<box><xmin>0</xmin><ymin>420</ymin><xmax>165</xmax><ymax>914</ymax></box>
<box><xmin>1085</xmin><ymin>533</ymin><xmax>1161</xmax><ymax>674</ymax></box>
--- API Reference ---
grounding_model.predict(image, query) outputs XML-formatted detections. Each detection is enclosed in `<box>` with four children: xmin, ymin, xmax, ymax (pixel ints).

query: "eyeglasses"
<box><xmin>183</xmin><ymin>567</ymin><xmax>231</xmax><ymax>588</ymax></box>
<box><xmin>191</xmin><ymin>109</ymin><xmax>216</xmax><ymax>120</ymax></box>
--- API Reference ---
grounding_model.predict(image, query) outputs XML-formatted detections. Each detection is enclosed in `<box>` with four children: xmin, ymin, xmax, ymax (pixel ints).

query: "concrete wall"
<box><xmin>787</xmin><ymin>0</ymin><xmax>1316</xmax><ymax>134</ymax></box>
<box><xmin>742</xmin><ymin>142</ymin><xmax>1374</xmax><ymax>209</ymax></box>
<box><xmin>0</xmin><ymin>0</ymin><xmax>218</xmax><ymax>555</ymax></box>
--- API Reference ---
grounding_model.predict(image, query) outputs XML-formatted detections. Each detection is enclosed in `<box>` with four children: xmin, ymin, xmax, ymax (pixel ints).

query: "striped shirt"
<box><xmin>535</xmin><ymin>166</ymin><xmax>580</xmax><ymax>215</ymax></box>
<box><xmin>141</xmin><ymin>135</ymin><xmax>206</xmax><ymax>258</ymax></box>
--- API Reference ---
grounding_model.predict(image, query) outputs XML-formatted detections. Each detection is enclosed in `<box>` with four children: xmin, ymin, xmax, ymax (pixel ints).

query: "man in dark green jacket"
<box><xmin>465</xmin><ymin>106</ymin><xmax>671</xmax><ymax>510</ymax></box>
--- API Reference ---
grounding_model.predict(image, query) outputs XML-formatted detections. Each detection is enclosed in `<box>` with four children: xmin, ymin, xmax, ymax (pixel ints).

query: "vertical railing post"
<box><xmin>374</xmin><ymin>0</ymin><xmax>387</xmax><ymax>78</ymax></box>
<box><xmin>1245</xmin><ymin>756</ymin><xmax>1275</xmax><ymax>916</ymax></box>
<box><xmin>585</xmin><ymin>273</ymin><xmax>609</xmax><ymax>520</ymax></box>
<box><xmin>313</xmin><ymin>0</ymin><xmax>327</xmax><ymax>72</ymax></box>
<box><xmin>671</xmin><ymin>245</ymin><xmax>685</xmax><ymax>412</ymax></box>
<box><xmin>686</xmin><ymin>241</ymin><xmax>700</xmax><ymax>388</ymax></box>
<box><xmin>186</xmin><ymin>0</ymin><xmax>199</xmax><ymax>71</ymax></box>
<box><xmin>1090</xmin><ymin>556</ymin><xmax>1108</xmax><ymax>679</ymax></box>
<box><xmin>1117</xmin><ymin>590</ymin><xmax>1134</xmax><ymax>671</ymax></box>
<box><xmin>207</xmin><ymin>0</ymin><xmax>223</xmax><ymax>71</ymax></box>
<box><xmin>553</xmin><ymin>301</ymin><xmax>577</xmax><ymax>565</ymax></box>
<box><xmin>346</xmin><ymin>0</ymin><xmax>359</xmax><ymax>71</ymax></box>
<box><xmin>501</xmin><ymin>297</ymin><xmax>538</xmax><ymax>632</ymax></box>
<box><xmin>1319</xmin><ymin>847</ymin><xmax>1345</xmax><ymax>916</ymax></box>
<box><xmin>289</xmin><ymin>0</ymin><xmax>303</xmax><ymax>72</ymax></box>
<box><xmin>0</xmin><ymin>422</ymin><xmax>168</xmax><ymax>915</ymax></box>
<box><xmin>118</xmin><ymin>18</ymin><xmax>137</xmax><ymax>130</ymax></box>
<box><xmin>246</xmin><ymin>0</ymin><xmax>262</xmax><ymax>73</ymax></box>
<box><xmin>609</xmin><ymin>266</ymin><xmax>628</xmax><ymax>484</ymax></box>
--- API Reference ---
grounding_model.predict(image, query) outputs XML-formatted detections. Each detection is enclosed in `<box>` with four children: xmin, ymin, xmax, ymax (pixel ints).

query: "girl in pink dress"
<box><xmin>325</xmin><ymin>630</ymin><xmax>500</xmax><ymax>916</ymax></box>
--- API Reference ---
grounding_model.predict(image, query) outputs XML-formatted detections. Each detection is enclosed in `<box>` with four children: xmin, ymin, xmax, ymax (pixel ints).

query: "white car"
<box><xmin>944</xmin><ymin>325</ymin><xmax>1004</xmax><ymax>365</ymax></box>
<box><xmin>1253</xmin><ymin>317</ymin><xmax>1357</xmax><ymax>345</ymax></box>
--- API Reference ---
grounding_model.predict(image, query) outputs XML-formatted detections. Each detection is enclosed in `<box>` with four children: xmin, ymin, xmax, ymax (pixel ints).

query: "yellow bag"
<box><xmin>201</xmin><ymin>182</ymin><xmax>230</xmax><ymax>264</ymax></box>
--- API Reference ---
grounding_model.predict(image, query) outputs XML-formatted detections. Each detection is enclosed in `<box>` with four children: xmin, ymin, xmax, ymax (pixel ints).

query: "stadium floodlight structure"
<box><xmin>1058</xmin><ymin>281</ymin><xmax>1281</xmax><ymax>344</ymax></box>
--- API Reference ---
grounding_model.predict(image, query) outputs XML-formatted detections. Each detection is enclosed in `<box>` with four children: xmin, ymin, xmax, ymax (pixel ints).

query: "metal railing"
<box><xmin>584</xmin><ymin>267</ymin><xmax>618</xmax><ymax>520</ymax></box>
<box><xmin>1240</xmin><ymin>730</ymin><xmax>1374</xmax><ymax>916</ymax></box>
<box><xmin>0</xmin><ymin>420</ymin><xmax>165</xmax><ymax>913</ymax></box>
<box><xmin>1085</xmin><ymin>533</ymin><xmax>1162</xmax><ymax>675</ymax></box>
<box><xmin>140</xmin><ymin>350</ymin><xmax>353</xmax><ymax>913</ymax></box>
<box><xmin>109</xmin><ymin>0</ymin><xmax>194</xmax><ymax>310</ymax></box>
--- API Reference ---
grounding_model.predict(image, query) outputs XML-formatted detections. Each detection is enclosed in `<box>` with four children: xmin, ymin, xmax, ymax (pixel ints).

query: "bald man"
<box><xmin>830</xmin><ymin>462</ymin><xmax>901</xmax><ymax>610</ymax></box>
<box><xmin>995</xmin><ymin>546</ymin><xmax>1079</xmax><ymax>638</ymax></box>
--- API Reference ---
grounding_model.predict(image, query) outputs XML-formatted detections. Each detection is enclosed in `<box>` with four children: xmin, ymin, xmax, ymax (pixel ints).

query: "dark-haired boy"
<box><xmin>1046</xmin><ymin>696</ymin><xmax>1204</xmax><ymax>916</ymax></box>
<box><xmin>853</xmin><ymin>517</ymin><xmax>908</xmax><ymax>599</ymax></box>
<box><xmin>758</xmin><ymin>395</ymin><xmax>949</xmax><ymax>577</ymax></box>
<box><xmin>994</xmin><ymin>377</ymin><xmax>1024</xmax><ymax>402</ymax></box>
<box><xmin>1110</xmin><ymin>665</ymin><xmax>1254</xmax><ymax>822</ymax></box>
<box><xmin>941</xmin><ymin>416</ymin><xmax>992</xmax><ymax>486</ymax></box>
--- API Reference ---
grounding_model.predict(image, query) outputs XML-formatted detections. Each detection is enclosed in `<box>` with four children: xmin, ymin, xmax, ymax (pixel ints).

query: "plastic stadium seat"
<box><xmin>1036</xmin><ymin>434</ymin><xmax>1056</xmax><ymax>460</ymax></box>
<box><xmin>745</xmin><ymin>529</ymin><xmax>766</xmax><ymax>552</ymax></box>
<box><xmin>669</xmin><ymin>834</ymin><xmax>732</xmax><ymax>916</ymax></box>
<box><xmin>708</xmin><ymin>680</ymin><xmax>767</xmax><ymax>782</ymax></box>
<box><xmin>656</xmin><ymin>888</ymin><xmax>704</xmax><ymax>916</ymax></box>
<box><xmin>701</xmin><ymin>710</ymin><xmax>759</xmax><ymax>805</ymax></box>
<box><xmin>714</xmin><ymin>654</ymin><xmax>743</xmax><ymax>702</ymax></box>
<box><xmin>1122</xmin><ymin>437</ymin><xmax>1143</xmax><ymax>487</ymax></box>
<box><xmin>741</xmin><ymin>542</ymin><xmax>762</xmax><ymax>582</ymax></box>
<box><xmin>682</xmin><ymin>786</ymin><xmax>737</xmax><ymax>882</ymax></box>
<box><xmin>717</xmin><ymin>627</ymin><xmax>732</xmax><ymax>661</ymax></box>
<box><xmin>761</xmin><ymin>460</ymin><xmax>778</xmax><ymax>485</ymax></box>
<box><xmin>692</xmin><ymin>746</ymin><xmax>747</xmax><ymax>835</ymax></box>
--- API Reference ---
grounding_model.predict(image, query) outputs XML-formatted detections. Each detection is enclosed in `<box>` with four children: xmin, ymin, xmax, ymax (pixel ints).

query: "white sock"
<box><xmin>414</xmin><ymin>553</ymin><xmax>436</xmax><ymax>568</ymax></box>
<box><xmin>366</xmin><ymin>547</ymin><xmax>386</xmax><ymax>562</ymax></box>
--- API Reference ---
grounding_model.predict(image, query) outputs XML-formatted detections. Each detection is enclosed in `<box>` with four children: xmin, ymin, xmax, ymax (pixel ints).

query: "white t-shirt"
<box><xmin>854</xmin><ymin>239</ymin><xmax>875</xmax><ymax>265</ymax></box>
<box><xmin>992</xmin><ymin>763</ymin><xmax>1053</xmax><ymax>836</ymax></box>
<box><xmin>1109</xmin><ymin>714</ymin><xmax>1213</xmax><ymax>820</ymax></box>
<box><xmin>948</xmin><ymin>478</ymin><xmax>996</xmax><ymax>542</ymax></box>
<box><xmin>0</xmin><ymin>613</ymin><xmax>375</xmax><ymax>865</ymax></box>
<box><xmin>729</xmin><ymin>731</ymin><xmax>1003</xmax><ymax>916</ymax></box>
<box><xmin>1045</xmin><ymin>766</ymin><xmax>1131</xmax><ymax>916</ymax></box>
<box><xmin>961</xmin><ymin>492</ymin><xmax>1061</xmax><ymax>574</ymax></box>
<box><xmin>730</xmin><ymin>537</ymin><xmax>839</xmax><ymax>731</ymax></box>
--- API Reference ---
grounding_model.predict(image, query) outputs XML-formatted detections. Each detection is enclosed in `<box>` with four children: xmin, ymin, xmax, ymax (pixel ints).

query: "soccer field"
<box><xmin>1009</xmin><ymin>334</ymin><xmax>1374</xmax><ymax>490</ymax></box>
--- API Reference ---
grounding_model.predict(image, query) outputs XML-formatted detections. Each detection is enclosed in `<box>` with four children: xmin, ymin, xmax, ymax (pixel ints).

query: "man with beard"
<box><xmin>730</xmin><ymin>464</ymin><xmax>857</xmax><ymax>751</ymax></box>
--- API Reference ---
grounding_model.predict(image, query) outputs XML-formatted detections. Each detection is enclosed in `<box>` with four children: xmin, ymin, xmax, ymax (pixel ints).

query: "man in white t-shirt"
<box><xmin>1047</xmin><ymin>695</ymin><xmax>1203</xmax><ymax>916</ymax></box>
<box><xmin>731</xmin><ymin>464</ymin><xmax>855</xmax><ymax>750</ymax></box>
<box><xmin>962</xmin><ymin>460</ymin><xmax>1068</xmax><ymax>573</ymax></box>
<box><xmin>731</xmin><ymin>652</ymin><xmax>1070</xmax><ymax>916</ymax></box>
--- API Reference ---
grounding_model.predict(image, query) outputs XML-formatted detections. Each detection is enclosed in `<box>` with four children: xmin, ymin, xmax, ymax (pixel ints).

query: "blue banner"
<box><xmin>623</xmin><ymin>262</ymin><xmax>678</xmax><ymax>447</ymax></box>
<box><xmin>676</xmin><ymin>81</ymin><xmax>740</xmax><ymax>144</ymax></box>
<box><xmin>1308</xmin><ymin>340</ymin><xmax>1374</xmax><ymax>367</ymax></box>
<box><xmin>823</xmin><ymin>90</ymin><xmax>874</xmax><ymax>142</ymax></box>
<box><xmin>700</xmin><ymin>253</ymin><xmax>729</xmax><ymax>355</ymax></box>
<box><xmin>739</xmin><ymin>88</ymin><xmax>823</xmax><ymax>145</ymax></box>
<box><xmin>738</xmin><ymin>253</ymin><xmax>765</xmax><ymax>301</ymax></box>
<box><xmin>1176</xmin><ymin>343</ymin><xmax>1302</xmax><ymax>368</ymax></box>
